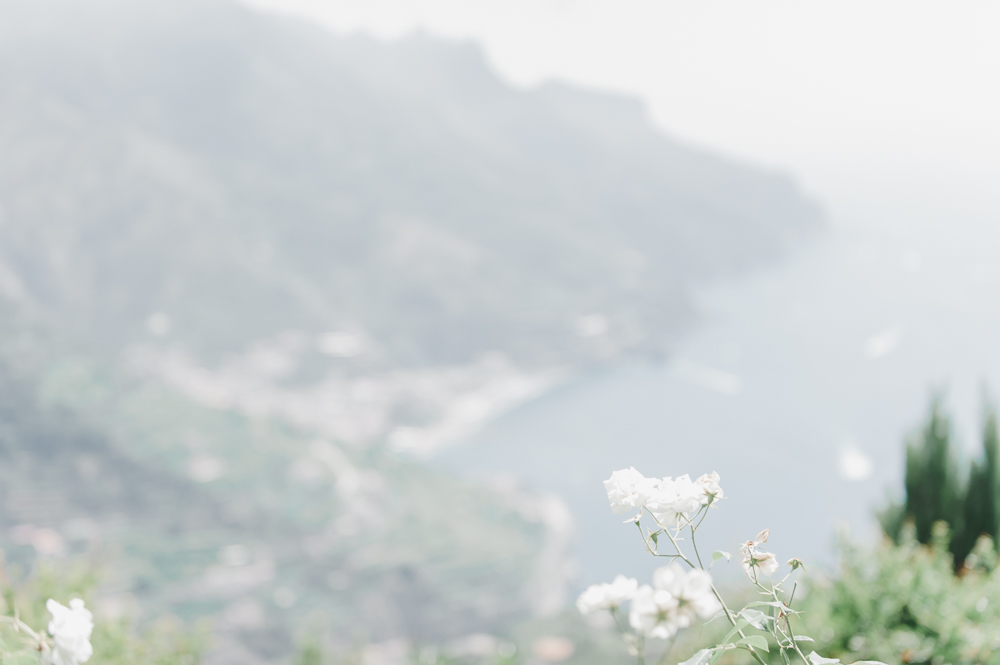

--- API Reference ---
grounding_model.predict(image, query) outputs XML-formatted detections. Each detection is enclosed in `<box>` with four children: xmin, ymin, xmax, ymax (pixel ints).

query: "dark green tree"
<box><xmin>903</xmin><ymin>399</ymin><xmax>962</xmax><ymax>543</ymax></box>
<box><xmin>881</xmin><ymin>398</ymin><xmax>1000</xmax><ymax>567</ymax></box>
<box><xmin>955</xmin><ymin>407</ymin><xmax>1000</xmax><ymax>563</ymax></box>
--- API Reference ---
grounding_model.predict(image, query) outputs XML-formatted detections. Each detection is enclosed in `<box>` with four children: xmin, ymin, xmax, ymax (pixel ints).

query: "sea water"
<box><xmin>437</xmin><ymin>190</ymin><xmax>1000</xmax><ymax>590</ymax></box>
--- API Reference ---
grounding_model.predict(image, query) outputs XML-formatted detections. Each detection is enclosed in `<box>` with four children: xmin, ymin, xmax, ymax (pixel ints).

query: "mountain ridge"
<box><xmin>0</xmin><ymin>0</ymin><xmax>822</xmax><ymax>369</ymax></box>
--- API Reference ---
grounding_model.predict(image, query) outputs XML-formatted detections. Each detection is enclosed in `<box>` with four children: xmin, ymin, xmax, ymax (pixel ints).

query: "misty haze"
<box><xmin>1</xmin><ymin>2</ymin><xmax>999</xmax><ymax>665</ymax></box>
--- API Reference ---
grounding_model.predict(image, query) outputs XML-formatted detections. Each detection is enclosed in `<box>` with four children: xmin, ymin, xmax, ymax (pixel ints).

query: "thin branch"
<box><xmin>710</xmin><ymin>585</ymin><xmax>768</xmax><ymax>665</ymax></box>
<box><xmin>690</xmin><ymin>526</ymin><xmax>705</xmax><ymax>570</ymax></box>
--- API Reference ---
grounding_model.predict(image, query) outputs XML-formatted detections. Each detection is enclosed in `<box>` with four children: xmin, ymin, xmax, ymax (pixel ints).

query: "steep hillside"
<box><xmin>0</xmin><ymin>0</ymin><xmax>821</xmax><ymax>370</ymax></box>
<box><xmin>0</xmin><ymin>362</ymin><xmax>553</xmax><ymax>660</ymax></box>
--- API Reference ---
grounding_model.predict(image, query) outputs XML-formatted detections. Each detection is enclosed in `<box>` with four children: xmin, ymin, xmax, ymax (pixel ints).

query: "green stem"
<box><xmin>644</xmin><ymin>509</ymin><xmax>696</xmax><ymax>569</ymax></box>
<box><xmin>690</xmin><ymin>526</ymin><xmax>704</xmax><ymax>570</ymax></box>
<box><xmin>654</xmin><ymin>635</ymin><xmax>678</xmax><ymax>665</ymax></box>
<box><xmin>0</xmin><ymin>615</ymin><xmax>40</xmax><ymax>641</ymax></box>
<box><xmin>692</xmin><ymin>501</ymin><xmax>714</xmax><ymax>531</ymax></box>
<box><xmin>710</xmin><ymin>585</ymin><xmax>768</xmax><ymax>665</ymax></box>
<box><xmin>767</xmin><ymin>584</ymin><xmax>810</xmax><ymax>665</ymax></box>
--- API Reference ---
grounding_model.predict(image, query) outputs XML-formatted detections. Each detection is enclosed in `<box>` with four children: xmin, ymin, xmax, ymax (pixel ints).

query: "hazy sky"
<box><xmin>243</xmin><ymin>0</ymin><xmax>1000</xmax><ymax>216</ymax></box>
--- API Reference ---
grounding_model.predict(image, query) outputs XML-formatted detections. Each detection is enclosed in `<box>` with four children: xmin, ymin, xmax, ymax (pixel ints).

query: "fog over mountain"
<box><xmin>0</xmin><ymin>0</ymin><xmax>822</xmax><ymax>661</ymax></box>
<box><xmin>0</xmin><ymin>0</ymin><xmax>819</xmax><ymax>364</ymax></box>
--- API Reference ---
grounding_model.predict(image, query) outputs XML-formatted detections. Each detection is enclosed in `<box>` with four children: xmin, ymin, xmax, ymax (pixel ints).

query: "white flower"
<box><xmin>629</xmin><ymin>565</ymin><xmax>720</xmax><ymax>639</ymax></box>
<box><xmin>695</xmin><ymin>471</ymin><xmax>723</xmax><ymax>504</ymax></box>
<box><xmin>652</xmin><ymin>563</ymin><xmax>722</xmax><ymax>628</ymax></box>
<box><xmin>45</xmin><ymin>598</ymin><xmax>93</xmax><ymax>665</ymax></box>
<box><xmin>648</xmin><ymin>475</ymin><xmax>703</xmax><ymax>527</ymax></box>
<box><xmin>744</xmin><ymin>550</ymin><xmax>779</xmax><ymax>578</ymax></box>
<box><xmin>629</xmin><ymin>584</ymin><xmax>679</xmax><ymax>638</ymax></box>
<box><xmin>605</xmin><ymin>574</ymin><xmax>639</xmax><ymax>606</ymax></box>
<box><xmin>740</xmin><ymin>530</ymin><xmax>780</xmax><ymax>582</ymax></box>
<box><xmin>576</xmin><ymin>585</ymin><xmax>608</xmax><ymax>615</ymax></box>
<box><xmin>604</xmin><ymin>467</ymin><xmax>657</xmax><ymax>514</ymax></box>
<box><xmin>576</xmin><ymin>575</ymin><xmax>638</xmax><ymax>614</ymax></box>
<box><xmin>671</xmin><ymin>475</ymin><xmax>705</xmax><ymax>514</ymax></box>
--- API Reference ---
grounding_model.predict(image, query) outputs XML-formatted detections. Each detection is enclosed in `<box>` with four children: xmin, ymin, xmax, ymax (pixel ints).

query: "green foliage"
<box><xmin>958</xmin><ymin>408</ymin><xmax>1000</xmax><ymax>565</ymax></box>
<box><xmin>294</xmin><ymin>640</ymin><xmax>326</xmax><ymax>665</ymax></box>
<box><xmin>2</xmin><ymin>357</ymin><xmax>550</xmax><ymax>648</ymax></box>
<box><xmin>905</xmin><ymin>400</ymin><xmax>961</xmax><ymax>543</ymax></box>
<box><xmin>0</xmin><ymin>557</ymin><xmax>205</xmax><ymax>665</ymax></box>
<box><xmin>91</xmin><ymin>617</ymin><xmax>206</xmax><ymax>665</ymax></box>
<box><xmin>880</xmin><ymin>399</ymin><xmax>1000</xmax><ymax>566</ymax></box>
<box><xmin>286</xmin><ymin>609</ymin><xmax>647</xmax><ymax>665</ymax></box>
<box><xmin>797</xmin><ymin>523</ymin><xmax>1000</xmax><ymax>665</ymax></box>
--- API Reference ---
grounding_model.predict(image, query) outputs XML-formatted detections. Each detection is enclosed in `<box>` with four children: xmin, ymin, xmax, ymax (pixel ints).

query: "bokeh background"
<box><xmin>1</xmin><ymin>1</ymin><xmax>999</xmax><ymax>663</ymax></box>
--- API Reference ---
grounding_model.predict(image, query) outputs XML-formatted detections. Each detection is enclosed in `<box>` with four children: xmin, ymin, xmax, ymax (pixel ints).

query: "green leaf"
<box><xmin>793</xmin><ymin>636</ymin><xmax>815</xmax><ymax>643</ymax></box>
<box><xmin>712</xmin><ymin>550</ymin><xmax>731</xmax><ymax>563</ymax></box>
<box><xmin>739</xmin><ymin>608</ymin><xmax>771</xmax><ymax>630</ymax></box>
<box><xmin>719</xmin><ymin>618</ymin><xmax>751</xmax><ymax>646</ymax></box>
<box><xmin>679</xmin><ymin>649</ymin><xmax>714</xmax><ymax>665</ymax></box>
<box><xmin>700</xmin><ymin>610</ymin><xmax>731</xmax><ymax>635</ymax></box>
<box><xmin>744</xmin><ymin>600</ymin><xmax>800</xmax><ymax>614</ymax></box>
<box><xmin>848</xmin><ymin>662</ymin><xmax>889</xmax><ymax>665</ymax></box>
<box><xmin>737</xmin><ymin>635</ymin><xmax>770</xmax><ymax>652</ymax></box>
<box><xmin>807</xmin><ymin>652</ymin><xmax>841</xmax><ymax>665</ymax></box>
<box><xmin>704</xmin><ymin>610</ymin><xmax>728</xmax><ymax>624</ymax></box>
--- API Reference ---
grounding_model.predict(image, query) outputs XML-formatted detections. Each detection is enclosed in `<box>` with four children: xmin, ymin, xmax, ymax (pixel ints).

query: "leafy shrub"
<box><xmin>797</xmin><ymin>523</ymin><xmax>1000</xmax><ymax>665</ymax></box>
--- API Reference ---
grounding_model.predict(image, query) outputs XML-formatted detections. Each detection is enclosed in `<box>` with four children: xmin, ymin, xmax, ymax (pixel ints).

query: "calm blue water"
<box><xmin>435</xmin><ymin>193</ymin><xmax>1000</xmax><ymax>593</ymax></box>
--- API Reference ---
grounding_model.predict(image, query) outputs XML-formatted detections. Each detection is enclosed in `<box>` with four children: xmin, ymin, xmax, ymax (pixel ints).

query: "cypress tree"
<box><xmin>986</xmin><ymin>408</ymin><xmax>1000</xmax><ymax>538</ymax></box>
<box><xmin>903</xmin><ymin>399</ymin><xmax>962</xmax><ymax>545</ymax></box>
<box><xmin>954</xmin><ymin>408</ymin><xmax>1000</xmax><ymax>564</ymax></box>
<box><xmin>882</xmin><ymin>400</ymin><xmax>1000</xmax><ymax>567</ymax></box>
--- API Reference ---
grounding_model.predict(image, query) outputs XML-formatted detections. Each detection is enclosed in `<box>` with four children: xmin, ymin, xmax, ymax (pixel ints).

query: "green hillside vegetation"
<box><xmin>0</xmin><ymin>362</ymin><xmax>549</xmax><ymax>658</ymax></box>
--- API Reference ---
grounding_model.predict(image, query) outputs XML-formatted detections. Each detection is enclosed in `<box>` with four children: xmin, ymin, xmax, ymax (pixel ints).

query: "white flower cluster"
<box><xmin>603</xmin><ymin>467</ymin><xmax>723</xmax><ymax>525</ymax></box>
<box><xmin>631</xmin><ymin>564</ymin><xmax>722</xmax><ymax>638</ymax></box>
<box><xmin>588</xmin><ymin>464</ymin><xmax>875</xmax><ymax>665</ymax></box>
<box><xmin>577</xmin><ymin>564</ymin><xmax>721</xmax><ymax>639</ymax></box>
<box><xmin>576</xmin><ymin>575</ymin><xmax>638</xmax><ymax>614</ymax></box>
<box><xmin>740</xmin><ymin>529</ymin><xmax>780</xmax><ymax>582</ymax></box>
<box><xmin>43</xmin><ymin>598</ymin><xmax>93</xmax><ymax>665</ymax></box>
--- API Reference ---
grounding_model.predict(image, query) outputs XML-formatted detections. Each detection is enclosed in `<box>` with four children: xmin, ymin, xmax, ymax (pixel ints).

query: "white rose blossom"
<box><xmin>576</xmin><ymin>574</ymin><xmax>639</xmax><ymax>614</ymax></box>
<box><xmin>604</xmin><ymin>467</ymin><xmax>658</xmax><ymax>514</ymax></box>
<box><xmin>652</xmin><ymin>563</ymin><xmax>722</xmax><ymax>627</ymax></box>
<box><xmin>740</xmin><ymin>529</ymin><xmax>780</xmax><ymax>581</ymax></box>
<box><xmin>629</xmin><ymin>564</ymin><xmax>720</xmax><ymax>639</ymax></box>
<box><xmin>629</xmin><ymin>584</ymin><xmax>679</xmax><ymax>638</ymax></box>
<box><xmin>587</xmin><ymin>467</ymin><xmax>833</xmax><ymax>665</ymax></box>
<box><xmin>647</xmin><ymin>474</ymin><xmax>706</xmax><ymax>527</ymax></box>
<box><xmin>44</xmin><ymin>598</ymin><xmax>93</xmax><ymax>665</ymax></box>
<box><xmin>605</xmin><ymin>469</ymin><xmax>724</xmax><ymax>527</ymax></box>
<box><xmin>695</xmin><ymin>471</ymin><xmax>723</xmax><ymax>504</ymax></box>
